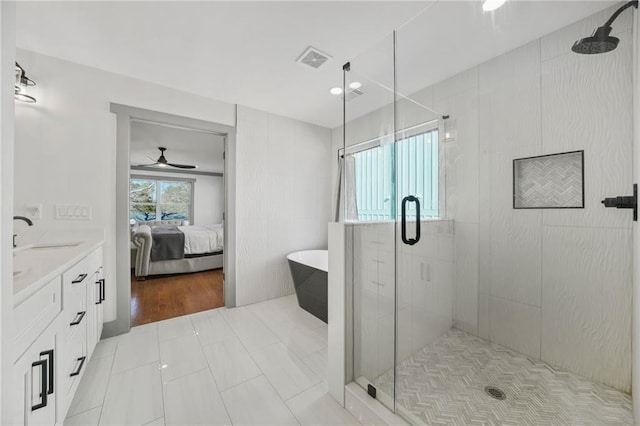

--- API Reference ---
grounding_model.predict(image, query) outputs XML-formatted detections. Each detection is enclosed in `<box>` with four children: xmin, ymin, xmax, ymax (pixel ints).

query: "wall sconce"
<box><xmin>14</xmin><ymin>62</ymin><xmax>36</xmax><ymax>103</ymax></box>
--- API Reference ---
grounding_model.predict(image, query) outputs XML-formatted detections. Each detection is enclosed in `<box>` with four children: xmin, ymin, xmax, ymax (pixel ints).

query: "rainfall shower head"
<box><xmin>572</xmin><ymin>26</ymin><xmax>619</xmax><ymax>54</ymax></box>
<box><xmin>572</xmin><ymin>0</ymin><xmax>637</xmax><ymax>55</ymax></box>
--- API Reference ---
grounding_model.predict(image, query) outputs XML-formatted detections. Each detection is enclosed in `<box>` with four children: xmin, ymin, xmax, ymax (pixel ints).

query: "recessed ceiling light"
<box><xmin>482</xmin><ymin>0</ymin><xmax>507</xmax><ymax>12</ymax></box>
<box><xmin>348</xmin><ymin>81</ymin><xmax>362</xmax><ymax>90</ymax></box>
<box><xmin>330</xmin><ymin>87</ymin><xmax>343</xmax><ymax>95</ymax></box>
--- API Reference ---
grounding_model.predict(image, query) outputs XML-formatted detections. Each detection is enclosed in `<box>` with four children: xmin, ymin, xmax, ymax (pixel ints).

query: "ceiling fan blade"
<box><xmin>134</xmin><ymin>162</ymin><xmax>159</xmax><ymax>167</ymax></box>
<box><xmin>168</xmin><ymin>163</ymin><xmax>197</xmax><ymax>169</ymax></box>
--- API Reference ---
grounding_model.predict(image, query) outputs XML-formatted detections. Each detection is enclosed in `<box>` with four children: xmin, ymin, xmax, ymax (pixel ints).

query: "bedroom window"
<box><xmin>130</xmin><ymin>176</ymin><xmax>194</xmax><ymax>222</ymax></box>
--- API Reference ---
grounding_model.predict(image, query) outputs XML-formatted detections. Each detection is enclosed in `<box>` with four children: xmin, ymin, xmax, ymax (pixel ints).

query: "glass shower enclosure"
<box><xmin>339</xmin><ymin>2</ymin><xmax>635</xmax><ymax>424</ymax></box>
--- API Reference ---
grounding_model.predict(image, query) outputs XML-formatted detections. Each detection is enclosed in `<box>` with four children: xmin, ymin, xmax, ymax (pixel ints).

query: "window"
<box><xmin>350</xmin><ymin>128</ymin><xmax>438</xmax><ymax>221</ymax></box>
<box><xmin>130</xmin><ymin>177</ymin><xmax>193</xmax><ymax>222</ymax></box>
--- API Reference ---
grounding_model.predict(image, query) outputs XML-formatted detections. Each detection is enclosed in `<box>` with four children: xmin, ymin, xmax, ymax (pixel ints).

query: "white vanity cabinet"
<box><xmin>13</xmin><ymin>328</ymin><xmax>58</xmax><ymax>426</ymax></box>
<box><xmin>11</xmin><ymin>276</ymin><xmax>61</xmax><ymax>426</ymax></box>
<box><xmin>12</xmin><ymin>242</ymin><xmax>104</xmax><ymax>426</ymax></box>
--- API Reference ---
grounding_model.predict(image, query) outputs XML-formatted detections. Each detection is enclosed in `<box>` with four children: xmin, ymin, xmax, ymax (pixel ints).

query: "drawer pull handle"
<box><xmin>95</xmin><ymin>280</ymin><xmax>102</xmax><ymax>305</ymax></box>
<box><xmin>100</xmin><ymin>278</ymin><xmax>105</xmax><ymax>302</ymax></box>
<box><xmin>39</xmin><ymin>349</ymin><xmax>54</xmax><ymax>395</ymax></box>
<box><xmin>72</xmin><ymin>273</ymin><xmax>88</xmax><ymax>284</ymax></box>
<box><xmin>31</xmin><ymin>359</ymin><xmax>48</xmax><ymax>411</ymax></box>
<box><xmin>70</xmin><ymin>356</ymin><xmax>86</xmax><ymax>377</ymax></box>
<box><xmin>70</xmin><ymin>311</ymin><xmax>86</xmax><ymax>326</ymax></box>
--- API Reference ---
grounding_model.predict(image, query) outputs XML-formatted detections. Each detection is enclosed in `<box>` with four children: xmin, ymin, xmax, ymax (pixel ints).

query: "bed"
<box><xmin>131</xmin><ymin>221</ymin><xmax>223</xmax><ymax>279</ymax></box>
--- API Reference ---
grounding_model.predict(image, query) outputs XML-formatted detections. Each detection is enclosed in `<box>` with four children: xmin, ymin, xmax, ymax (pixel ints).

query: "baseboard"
<box><xmin>101</xmin><ymin>319</ymin><xmax>130</xmax><ymax>339</ymax></box>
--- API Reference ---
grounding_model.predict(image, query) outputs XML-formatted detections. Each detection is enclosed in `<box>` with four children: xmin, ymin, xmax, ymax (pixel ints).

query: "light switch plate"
<box><xmin>55</xmin><ymin>204</ymin><xmax>92</xmax><ymax>220</ymax></box>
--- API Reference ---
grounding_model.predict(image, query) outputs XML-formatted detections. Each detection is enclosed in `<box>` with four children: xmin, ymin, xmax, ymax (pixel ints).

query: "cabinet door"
<box><xmin>90</xmin><ymin>268</ymin><xmax>104</xmax><ymax>353</ymax></box>
<box><xmin>97</xmin><ymin>275</ymin><xmax>104</xmax><ymax>338</ymax></box>
<box><xmin>13</xmin><ymin>331</ymin><xmax>57</xmax><ymax>426</ymax></box>
<box><xmin>86</xmin><ymin>272</ymin><xmax>99</xmax><ymax>356</ymax></box>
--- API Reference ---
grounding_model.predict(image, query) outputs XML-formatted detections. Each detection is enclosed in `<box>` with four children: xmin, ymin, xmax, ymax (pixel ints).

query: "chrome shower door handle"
<box><xmin>401</xmin><ymin>195</ymin><xmax>421</xmax><ymax>246</ymax></box>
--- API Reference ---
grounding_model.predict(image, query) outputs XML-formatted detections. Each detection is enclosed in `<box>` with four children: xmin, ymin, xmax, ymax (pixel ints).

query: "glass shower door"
<box><xmin>344</xmin><ymin>31</ymin><xmax>446</xmax><ymax>415</ymax></box>
<box><xmin>344</xmin><ymin>33</ymin><xmax>398</xmax><ymax>412</ymax></box>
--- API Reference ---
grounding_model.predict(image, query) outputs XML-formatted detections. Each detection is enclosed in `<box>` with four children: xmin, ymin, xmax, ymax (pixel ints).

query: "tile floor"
<box><xmin>65</xmin><ymin>295</ymin><xmax>358</xmax><ymax>426</ymax></box>
<box><xmin>372</xmin><ymin>329</ymin><xmax>633</xmax><ymax>425</ymax></box>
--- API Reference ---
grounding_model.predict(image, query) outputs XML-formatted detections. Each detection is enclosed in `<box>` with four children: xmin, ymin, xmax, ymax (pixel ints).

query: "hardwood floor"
<box><xmin>130</xmin><ymin>269</ymin><xmax>224</xmax><ymax>326</ymax></box>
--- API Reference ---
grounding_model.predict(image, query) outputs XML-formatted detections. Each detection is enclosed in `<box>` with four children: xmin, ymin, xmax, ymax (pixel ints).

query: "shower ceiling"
<box><xmin>16</xmin><ymin>1</ymin><xmax>617</xmax><ymax>128</ymax></box>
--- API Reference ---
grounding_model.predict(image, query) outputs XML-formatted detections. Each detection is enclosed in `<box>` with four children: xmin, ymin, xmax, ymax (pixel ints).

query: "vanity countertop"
<box><xmin>13</xmin><ymin>238</ymin><xmax>104</xmax><ymax>307</ymax></box>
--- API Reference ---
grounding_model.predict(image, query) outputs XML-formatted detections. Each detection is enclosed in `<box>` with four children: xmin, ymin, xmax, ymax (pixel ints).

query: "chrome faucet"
<box><xmin>13</xmin><ymin>216</ymin><xmax>34</xmax><ymax>248</ymax></box>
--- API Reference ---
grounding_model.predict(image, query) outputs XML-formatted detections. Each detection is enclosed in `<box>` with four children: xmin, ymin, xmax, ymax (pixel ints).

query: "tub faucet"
<box><xmin>13</xmin><ymin>216</ymin><xmax>34</xmax><ymax>248</ymax></box>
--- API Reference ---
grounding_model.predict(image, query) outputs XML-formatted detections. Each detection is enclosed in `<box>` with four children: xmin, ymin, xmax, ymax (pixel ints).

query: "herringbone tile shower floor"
<box><xmin>372</xmin><ymin>329</ymin><xmax>632</xmax><ymax>425</ymax></box>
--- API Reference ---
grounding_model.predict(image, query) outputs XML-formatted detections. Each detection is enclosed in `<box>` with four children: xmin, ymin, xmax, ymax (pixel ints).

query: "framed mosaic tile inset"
<box><xmin>513</xmin><ymin>150</ymin><xmax>584</xmax><ymax>209</ymax></box>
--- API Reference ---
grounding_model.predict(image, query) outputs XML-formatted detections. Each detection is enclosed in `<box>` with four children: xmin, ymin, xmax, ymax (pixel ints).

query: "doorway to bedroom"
<box><xmin>128</xmin><ymin>118</ymin><xmax>227</xmax><ymax>326</ymax></box>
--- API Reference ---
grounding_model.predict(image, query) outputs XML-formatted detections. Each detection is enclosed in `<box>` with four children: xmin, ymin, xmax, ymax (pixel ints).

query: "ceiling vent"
<box><xmin>296</xmin><ymin>46</ymin><xmax>331</xmax><ymax>70</ymax></box>
<box><xmin>345</xmin><ymin>88</ymin><xmax>364</xmax><ymax>102</ymax></box>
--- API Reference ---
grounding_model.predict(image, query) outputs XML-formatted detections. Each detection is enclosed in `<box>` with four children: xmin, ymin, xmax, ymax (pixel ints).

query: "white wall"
<box><xmin>235</xmin><ymin>106</ymin><xmax>332</xmax><ymax>306</ymax></box>
<box><xmin>336</xmin><ymin>5</ymin><xmax>633</xmax><ymax>392</ymax></box>
<box><xmin>13</xmin><ymin>49</ymin><xmax>235</xmax><ymax>322</ymax></box>
<box><xmin>1</xmin><ymin>3</ymin><xmax>16</xmax><ymax>424</ymax></box>
<box><xmin>130</xmin><ymin>169</ymin><xmax>224</xmax><ymax>226</ymax></box>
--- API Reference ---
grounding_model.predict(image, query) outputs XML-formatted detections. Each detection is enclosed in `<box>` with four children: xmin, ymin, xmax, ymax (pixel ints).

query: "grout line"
<box><xmin>218</xmin><ymin>300</ymin><xmax>307</xmax><ymax>423</ymax></box>
<box><xmin>142</xmin><ymin>416</ymin><xmax>165</xmax><ymax>426</ymax></box>
<box><xmin>160</xmin><ymin>366</ymin><xmax>209</xmax><ymax>385</ymax></box>
<box><xmin>488</xmin><ymin>293</ymin><xmax>542</xmax><ymax>310</ymax></box>
<box><xmin>96</xmin><ymin>338</ymin><xmax>120</xmax><ymax>425</ymax></box>
<box><xmin>191</xmin><ymin>309</ymin><xmax>235</xmax><ymax>423</ymax></box>
<box><xmin>157</xmin><ymin>327</ymin><xmax>168</xmax><ymax>425</ymax></box>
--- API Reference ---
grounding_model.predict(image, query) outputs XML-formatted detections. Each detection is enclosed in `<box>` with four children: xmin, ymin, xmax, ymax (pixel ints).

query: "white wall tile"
<box><xmin>541</xmin><ymin>33</ymin><xmax>633</xmax><ymax>229</ymax></box>
<box><xmin>489</xmin><ymin>296</ymin><xmax>541</xmax><ymax>359</ymax></box>
<box><xmin>433</xmin><ymin>67</ymin><xmax>479</xmax><ymax>102</ymax></box>
<box><xmin>478</xmin><ymin>293</ymin><xmax>489</xmax><ymax>340</ymax></box>
<box><xmin>453</xmin><ymin>223</ymin><xmax>479</xmax><ymax>335</ymax></box>
<box><xmin>236</xmin><ymin>105</ymin><xmax>332</xmax><ymax>306</ymax></box>
<box><xmin>489</xmin><ymin>202</ymin><xmax>542</xmax><ymax>307</ymax></box>
<box><xmin>541</xmin><ymin>226</ymin><xmax>632</xmax><ymax>392</ymax></box>
<box><xmin>438</xmin><ymin>86</ymin><xmax>480</xmax><ymax>224</ymax></box>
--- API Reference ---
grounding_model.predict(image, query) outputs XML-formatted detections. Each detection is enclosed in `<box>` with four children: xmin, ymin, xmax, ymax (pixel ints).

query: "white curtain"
<box><xmin>335</xmin><ymin>154</ymin><xmax>358</xmax><ymax>222</ymax></box>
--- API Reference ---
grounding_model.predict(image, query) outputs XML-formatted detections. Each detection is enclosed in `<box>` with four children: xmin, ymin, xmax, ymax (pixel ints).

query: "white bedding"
<box><xmin>178</xmin><ymin>224</ymin><xmax>224</xmax><ymax>255</ymax></box>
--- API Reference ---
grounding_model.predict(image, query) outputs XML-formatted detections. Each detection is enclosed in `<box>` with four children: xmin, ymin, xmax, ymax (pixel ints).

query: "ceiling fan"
<box><xmin>137</xmin><ymin>147</ymin><xmax>197</xmax><ymax>169</ymax></box>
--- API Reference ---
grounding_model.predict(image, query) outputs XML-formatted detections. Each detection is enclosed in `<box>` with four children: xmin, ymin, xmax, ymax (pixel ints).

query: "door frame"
<box><xmin>107</xmin><ymin>103</ymin><xmax>236</xmax><ymax>337</ymax></box>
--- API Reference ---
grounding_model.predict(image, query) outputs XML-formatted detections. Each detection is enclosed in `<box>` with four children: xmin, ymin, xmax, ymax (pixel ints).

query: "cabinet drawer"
<box><xmin>13</xmin><ymin>277</ymin><xmax>62</xmax><ymax>363</ymax></box>
<box><xmin>62</xmin><ymin>260</ymin><xmax>89</xmax><ymax>295</ymax></box>
<box><xmin>57</xmin><ymin>336</ymin><xmax>87</xmax><ymax>414</ymax></box>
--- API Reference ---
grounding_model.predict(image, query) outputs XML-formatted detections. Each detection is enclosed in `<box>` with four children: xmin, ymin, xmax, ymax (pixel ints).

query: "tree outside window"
<box><xmin>130</xmin><ymin>178</ymin><xmax>192</xmax><ymax>222</ymax></box>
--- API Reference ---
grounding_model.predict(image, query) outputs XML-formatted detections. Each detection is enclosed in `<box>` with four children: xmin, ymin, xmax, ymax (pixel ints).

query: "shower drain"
<box><xmin>484</xmin><ymin>386</ymin><xmax>506</xmax><ymax>400</ymax></box>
